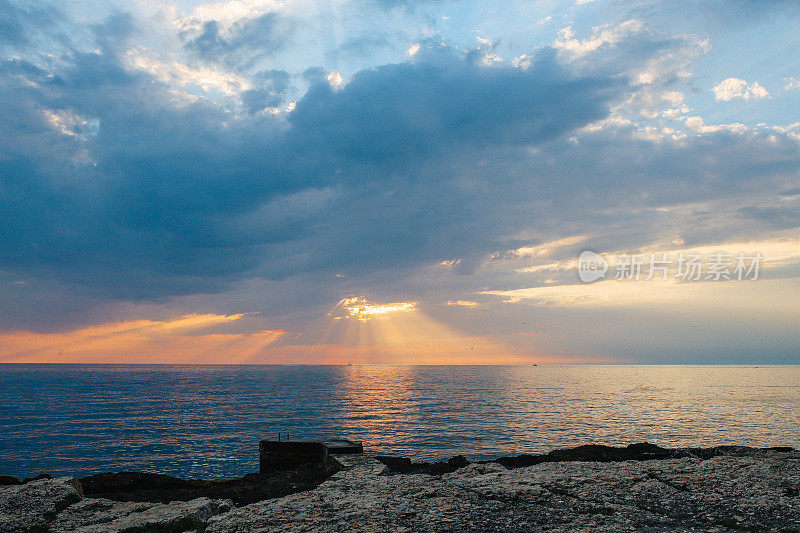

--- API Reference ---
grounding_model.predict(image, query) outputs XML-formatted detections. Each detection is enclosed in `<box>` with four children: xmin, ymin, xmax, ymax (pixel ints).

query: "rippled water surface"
<box><xmin>0</xmin><ymin>364</ymin><xmax>798</xmax><ymax>478</ymax></box>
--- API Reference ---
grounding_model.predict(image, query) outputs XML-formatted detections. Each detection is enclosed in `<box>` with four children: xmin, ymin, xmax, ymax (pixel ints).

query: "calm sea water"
<box><xmin>0</xmin><ymin>364</ymin><xmax>798</xmax><ymax>479</ymax></box>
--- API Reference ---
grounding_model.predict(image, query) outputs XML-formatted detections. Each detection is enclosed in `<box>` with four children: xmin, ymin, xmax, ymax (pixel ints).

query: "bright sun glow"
<box><xmin>328</xmin><ymin>297</ymin><xmax>418</xmax><ymax>322</ymax></box>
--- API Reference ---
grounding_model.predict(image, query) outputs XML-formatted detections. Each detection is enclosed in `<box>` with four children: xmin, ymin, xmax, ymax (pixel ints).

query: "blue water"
<box><xmin>0</xmin><ymin>364</ymin><xmax>798</xmax><ymax>479</ymax></box>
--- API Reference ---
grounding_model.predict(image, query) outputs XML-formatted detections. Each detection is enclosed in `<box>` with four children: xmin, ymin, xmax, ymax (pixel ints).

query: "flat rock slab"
<box><xmin>51</xmin><ymin>496</ymin><xmax>233</xmax><ymax>533</ymax></box>
<box><xmin>331</xmin><ymin>455</ymin><xmax>388</xmax><ymax>480</ymax></box>
<box><xmin>322</xmin><ymin>439</ymin><xmax>364</xmax><ymax>455</ymax></box>
<box><xmin>206</xmin><ymin>449</ymin><xmax>800</xmax><ymax>533</ymax></box>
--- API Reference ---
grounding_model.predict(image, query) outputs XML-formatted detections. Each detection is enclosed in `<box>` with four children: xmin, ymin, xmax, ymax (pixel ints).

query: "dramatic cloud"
<box><xmin>1</xmin><ymin>0</ymin><xmax>799</xmax><ymax>362</ymax></box>
<box><xmin>0</xmin><ymin>25</ymin><xmax>623</xmax><ymax>301</ymax></box>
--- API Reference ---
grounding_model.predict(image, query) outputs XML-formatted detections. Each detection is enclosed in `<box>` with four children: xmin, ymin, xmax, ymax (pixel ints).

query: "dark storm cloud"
<box><xmin>182</xmin><ymin>13</ymin><xmax>292</xmax><ymax>69</ymax></box>
<box><xmin>0</xmin><ymin>16</ymin><xmax>622</xmax><ymax>300</ymax></box>
<box><xmin>241</xmin><ymin>70</ymin><xmax>291</xmax><ymax>114</ymax></box>
<box><xmin>289</xmin><ymin>48</ymin><xmax>618</xmax><ymax>164</ymax></box>
<box><xmin>0</xmin><ymin>46</ymin><xmax>298</xmax><ymax>297</ymax></box>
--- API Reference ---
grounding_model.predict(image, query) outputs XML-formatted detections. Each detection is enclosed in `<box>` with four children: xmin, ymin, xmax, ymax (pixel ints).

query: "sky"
<box><xmin>1</xmin><ymin>0</ymin><xmax>799</xmax><ymax>364</ymax></box>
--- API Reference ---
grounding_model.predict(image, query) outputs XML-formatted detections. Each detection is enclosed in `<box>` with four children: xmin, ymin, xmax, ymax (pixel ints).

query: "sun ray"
<box><xmin>306</xmin><ymin>296</ymin><xmax>532</xmax><ymax>364</ymax></box>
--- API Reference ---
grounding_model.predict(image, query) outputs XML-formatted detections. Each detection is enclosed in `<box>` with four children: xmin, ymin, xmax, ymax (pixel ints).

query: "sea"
<box><xmin>0</xmin><ymin>364</ymin><xmax>798</xmax><ymax>479</ymax></box>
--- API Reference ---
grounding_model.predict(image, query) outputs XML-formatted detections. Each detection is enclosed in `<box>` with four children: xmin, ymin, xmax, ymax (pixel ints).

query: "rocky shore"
<box><xmin>2</xmin><ymin>444</ymin><xmax>798</xmax><ymax>532</ymax></box>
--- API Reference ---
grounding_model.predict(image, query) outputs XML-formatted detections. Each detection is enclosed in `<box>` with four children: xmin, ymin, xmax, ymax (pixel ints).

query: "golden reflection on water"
<box><xmin>324</xmin><ymin>364</ymin><xmax>800</xmax><ymax>460</ymax></box>
<box><xmin>334</xmin><ymin>365</ymin><xmax>422</xmax><ymax>449</ymax></box>
<box><xmin>1</xmin><ymin>364</ymin><xmax>798</xmax><ymax>478</ymax></box>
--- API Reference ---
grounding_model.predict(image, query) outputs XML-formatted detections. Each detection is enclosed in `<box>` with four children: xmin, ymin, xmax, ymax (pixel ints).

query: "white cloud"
<box><xmin>177</xmin><ymin>0</ymin><xmax>285</xmax><ymax>30</ymax></box>
<box><xmin>785</xmin><ymin>77</ymin><xmax>800</xmax><ymax>91</ymax></box>
<box><xmin>629</xmin><ymin>90</ymin><xmax>687</xmax><ymax>118</ymax></box>
<box><xmin>474</xmin><ymin>36</ymin><xmax>503</xmax><ymax>66</ymax></box>
<box><xmin>580</xmin><ymin>114</ymin><xmax>633</xmax><ymax>132</ymax></box>
<box><xmin>685</xmin><ymin>115</ymin><xmax>705</xmax><ymax>130</ymax></box>
<box><xmin>446</xmin><ymin>300</ymin><xmax>480</xmax><ymax>308</ymax></box>
<box><xmin>554</xmin><ymin>20</ymin><xmax>644</xmax><ymax>58</ymax></box>
<box><xmin>512</xmin><ymin>236</ymin><xmax>588</xmax><ymax>258</ymax></box>
<box><xmin>712</xmin><ymin>77</ymin><xmax>769</xmax><ymax>101</ymax></box>
<box><xmin>326</xmin><ymin>69</ymin><xmax>344</xmax><ymax>88</ymax></box>
<box><xmin>512</xmin><ymin>54</ymin><xmax>533</xmax><ymax>70</ymax></box>
<box><xmin>41</xmin><ymin>109</ymin><xmax>99</xmax><ymax>139</ymax></box>
<box><xmin>685</xmin><ymin>115</ymin><xmax>748</xmax><ymax>134</ymax></box>
<box><xmin>662</xmin><ymin>105</ymin><xmax>691</xmax><ymax>118</ymax></box>
<box><xmin>553</xmin><ymin>20</ymin><xmax>708</xmax><ymax>120</ymax></box>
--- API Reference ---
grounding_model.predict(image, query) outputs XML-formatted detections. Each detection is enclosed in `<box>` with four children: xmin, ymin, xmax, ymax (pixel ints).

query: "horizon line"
<box><xmin>0</xmin><ymin>362</ymin><xmax>797</xmax><ymax>366</ymax></box>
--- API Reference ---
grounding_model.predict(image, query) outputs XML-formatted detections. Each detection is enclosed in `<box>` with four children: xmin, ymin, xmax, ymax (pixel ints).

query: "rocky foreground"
<box><xmin>2</xmin><ymin>445</ymin><xmax>799</xmax><ymax>532</ymax></box>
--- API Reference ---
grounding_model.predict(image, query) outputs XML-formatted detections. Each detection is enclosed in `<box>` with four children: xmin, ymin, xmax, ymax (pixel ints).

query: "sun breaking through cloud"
<box><xmin>327</xmin><ymin>297</ymin><xmax>418</xmax><ymax>322</ymax></box>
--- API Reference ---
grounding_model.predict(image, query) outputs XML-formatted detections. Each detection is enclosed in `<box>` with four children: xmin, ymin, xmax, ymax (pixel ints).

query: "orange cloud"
<box><xmin>0</xmin><ymin>314</ymin><xmax>285</xmax><ymax>364</ymax></box>
<box><xmin>446</xmin><ymin>300</ymin><xmax>480</xmax><ymax>308</ymax></box>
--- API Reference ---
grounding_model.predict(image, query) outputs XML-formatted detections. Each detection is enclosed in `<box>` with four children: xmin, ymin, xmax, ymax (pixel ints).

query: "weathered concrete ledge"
<box><xmin>2</xmin><ymin>444</ymin><xmax>799</xmax><ymax>532</ymax></box>
<box><xmin>259</xmin><ymin>438</ymin><xmax>363</xmax><ymax>473</ymax></box>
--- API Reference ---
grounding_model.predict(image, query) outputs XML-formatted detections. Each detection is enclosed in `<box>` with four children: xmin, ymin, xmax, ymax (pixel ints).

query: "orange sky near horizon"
<box><xmin>0</xmin><ymin>305</ymin><xmax>611</xmax><ymax>365</ymax></box>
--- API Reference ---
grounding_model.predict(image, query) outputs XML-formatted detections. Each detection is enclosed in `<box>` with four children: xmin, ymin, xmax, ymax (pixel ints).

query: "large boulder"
<box><xmin>0</xmin><ymin>476</ymin><xmax>83</xmax><ymax>532</ymax></box>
